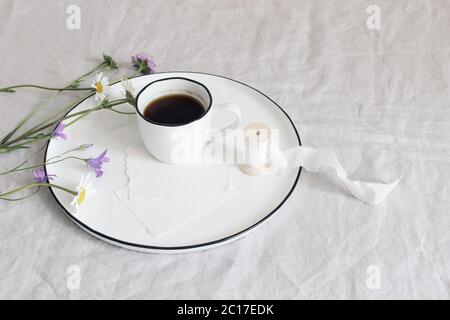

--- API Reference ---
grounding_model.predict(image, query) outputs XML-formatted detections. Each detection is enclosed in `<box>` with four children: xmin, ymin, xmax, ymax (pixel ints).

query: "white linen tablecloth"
<box><xmin>0</xmin><ymin>0</ymin><xmax>449</xmax><ymax>299</ymax></box>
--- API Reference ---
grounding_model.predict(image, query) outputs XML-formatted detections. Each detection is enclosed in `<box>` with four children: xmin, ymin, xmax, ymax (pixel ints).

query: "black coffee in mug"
<box><xmin>143</xmin><ymin>93</ymin><xmax>206</xmax><ymax>125</ymax></box>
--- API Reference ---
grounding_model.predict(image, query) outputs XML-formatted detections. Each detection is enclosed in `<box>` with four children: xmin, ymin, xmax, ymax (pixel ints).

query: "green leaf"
<box><xmin>103</xmin><ymin>54</ymin><xmax>118</xmax><ymax>70</ymax></box>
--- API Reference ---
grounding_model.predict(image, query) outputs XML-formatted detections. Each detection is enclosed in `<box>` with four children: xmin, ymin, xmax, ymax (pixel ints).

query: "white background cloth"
<box><xmin>1</xmin><ymin>0</ymin><xmax>449</xmax><ymax>299</ymax></box>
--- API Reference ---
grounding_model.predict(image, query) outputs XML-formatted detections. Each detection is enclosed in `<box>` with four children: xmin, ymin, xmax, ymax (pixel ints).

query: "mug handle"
<box><xmin>212</xmin><ymin>103</ymin><xmax>242</xmax><ymax>133</ymax></box>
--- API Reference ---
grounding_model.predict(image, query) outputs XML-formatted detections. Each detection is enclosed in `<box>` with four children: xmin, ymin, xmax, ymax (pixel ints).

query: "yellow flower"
<box><xmin>71</xmin><ymin>173</ymin><xmax>95</xmax><ymax>214</ymax></box>
<box><xmin>90</xmin><ymin>73</ymin><xmax>109</xmax><ymax>101</ymax></box>
<box><xmin>95</xmin><ymin>82</ymin><xmax>104</xmax><ymax>94</ymax></box>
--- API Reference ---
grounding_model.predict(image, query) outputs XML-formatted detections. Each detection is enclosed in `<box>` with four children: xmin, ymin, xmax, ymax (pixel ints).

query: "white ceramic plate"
<box><xmin>44</xmin><ymin>72</ymin><xmax>301</xmax><ymax>253</ymax></box>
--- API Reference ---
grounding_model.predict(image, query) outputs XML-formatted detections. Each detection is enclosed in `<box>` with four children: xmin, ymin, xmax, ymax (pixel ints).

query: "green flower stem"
<box><xmin>38</xmin><ymin>99</ymin><xmax>129</xmax><ymax>132</ymax></box>
<box><xmin>56</xmin><ymin>99</ymin><xmax>130</xmax><ymax>129</ymax></box>
<box><xmin>0</xmin><ymin>182</ymin><xmax>77</xmax><ymax>200</ymax></box>
<box><xmin>2</xmin><ymin>187</ymin><xmax>41</xmax><ymax>201</ymax></box>
<box><xmin>0</xmin><ymin>61</ymin><xmax>108</xmax><ymax>145</ymax></box>
<box><xmin>1</xmin><ymin>99</ymin><xmax>129</xmax><ymax>149</ymax></box>
<box><xmin>0</xmin><ymin>144</ymin><xmax>91</xmax><ymax>173</ymax></box>
<box><xmin>64</xmin><ymin>108</ymin><xmax>99</xmax><ymax>127</ymax></box>
<box><xmin>65</xmin><ymin>99</ymin><xmax>132</xmax><ymax>126</ymax></box>
<box><xmin>1</xmin><ymin>109</ymin><xmax>94</xmax><ymax>147</ymax></box>
<box><xmin>0</xmin><ymin>57</ymin><xmax>135</xmax><ymax>153</ymax></box>
<box><xmin>17</xmin><ymin>94</ymin><xmax>96</xmax><ymax>142</ymax></box>
<box><xmin>108</xmin><ymin>108</ymin><xmax>135</xmax><ymax>115</ymax></box>
<box><xmin>51</xmin><ymin>144</ymin><xmax>93</xmax><ymax>157</ymax></box>
<box><xmin>104</xmin><ymin>99</ymin><xmax>130</xmax><ymax>108</ymax></box>
<box><xmin>70</xmin><ymin>62</ymin><xmax>108</xmax><ymax>85</ymax></box>
<box><xmin>0</xmin><ymin>60</ymin><xmax>108</xmax><ymax>94</ymax></box>
<box><xmin>0</xmin><ymin>156</ymin><xmax>86</xmax><ymax>176</ymax></box>
<box><xmin>4</xmin><ymin>69</ymin><xmax>136</xmax><ymax>147</ymax></box>
<box><xmin>38</xmin><ymin>70</ymin><xmax>134</xmax><ymax>129</ymax></box>
<box><xmin>0</xmin><ymin>93</ymin><xmax>58</xmax><ymax>145</ymax></box>
<box><xmin>0</xmin><ymin>134</ymin><xmax>52</xmax><ymax>151</ymax></box>
<box><xmin>0</xmin><ymin>84</ymin><xmax>93</xmax><ymax>92</ymax></box>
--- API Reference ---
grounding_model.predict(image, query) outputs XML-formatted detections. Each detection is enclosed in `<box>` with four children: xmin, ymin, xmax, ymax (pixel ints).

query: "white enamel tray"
<box><xmin>44</xmin><ymin>72</ymin><xmax>302</xmax><ymax>253</ymax></box>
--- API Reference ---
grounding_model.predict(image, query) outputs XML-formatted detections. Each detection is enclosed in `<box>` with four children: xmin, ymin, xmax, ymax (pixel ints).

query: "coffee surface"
<box><xmin>143</xmin><ymin>94</ymin><xmax>206</xmax><ymax>125</ymax></box>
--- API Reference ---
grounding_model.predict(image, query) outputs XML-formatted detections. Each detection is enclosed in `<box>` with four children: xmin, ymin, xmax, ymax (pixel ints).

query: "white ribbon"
<box><xmin>272</xmin><ymin>146</ymin><xmax>403</xmax><ymax>205</ymax></box>
<box><xmin>205</xmin><ymin>124</ymin><xmax>404</xmax><ymax>206</ymax></box>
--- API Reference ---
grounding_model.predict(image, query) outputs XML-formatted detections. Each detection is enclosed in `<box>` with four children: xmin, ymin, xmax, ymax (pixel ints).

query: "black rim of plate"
<box><xmin>43</xmin><ymin>71</ymin><xmax>302</xmax><ymax>251</ymax></box>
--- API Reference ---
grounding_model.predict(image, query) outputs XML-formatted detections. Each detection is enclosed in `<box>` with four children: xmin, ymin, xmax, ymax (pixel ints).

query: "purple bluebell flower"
<box><xmin>87</xmin><ymin>150</ymin><xmax>110</xmax><ymax>178</ymax></box>
<box><xmin>131</xmin><ymin>53</ymin><xmax>156</xmax><ymax>74</ymax></box>
<box><xmin>52</xmin><ymin>122</ymin><xmax>66</xmax><ymax>140</ymax></box>
<box><xmin>33</xmin><ymin>168</ymin><xmax>56</xmax><ymax>183</ymax></box>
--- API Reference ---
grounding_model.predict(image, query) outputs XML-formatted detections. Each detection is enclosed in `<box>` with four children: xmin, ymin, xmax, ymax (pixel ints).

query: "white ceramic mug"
<box><xmin>135</xmin><ymin>77</ymin><xmax>241</xmax><ymax>164</ymax></box>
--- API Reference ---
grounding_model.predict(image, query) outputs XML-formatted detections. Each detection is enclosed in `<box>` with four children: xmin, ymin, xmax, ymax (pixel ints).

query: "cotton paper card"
<box><xmin>126</xmin><ymin>144</ymin><xmax>231</xmax><ymax>200</ymax></box>
<box><xmin>115</xmin><ymin>187</ymin><xmax>238</xmax><ymax>236</ymax></box>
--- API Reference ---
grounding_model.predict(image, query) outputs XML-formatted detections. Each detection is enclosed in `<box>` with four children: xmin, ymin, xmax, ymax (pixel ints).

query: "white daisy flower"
<box><xmin>71</xmin><ymin>173</ymin><xmax>96</xmax><ymax>214</ymax></box>
<box><xmin>120</xmin><ymin>78</ymin><xmax>135</xmax><ymax>98</ymax></box>
<box><xmin>90</xmin><ymin>73</ymin><xmax>109</xmax><ymax>102</ymax></box>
